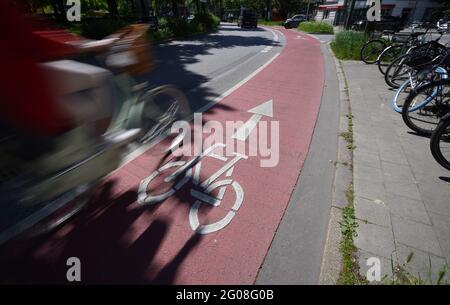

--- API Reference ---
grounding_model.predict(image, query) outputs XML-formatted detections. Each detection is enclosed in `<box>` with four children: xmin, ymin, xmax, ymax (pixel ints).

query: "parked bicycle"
<box><xmin>360</xmin><ymin>30</ymin><xmax>396</xmax><ymax>64</ymax></box>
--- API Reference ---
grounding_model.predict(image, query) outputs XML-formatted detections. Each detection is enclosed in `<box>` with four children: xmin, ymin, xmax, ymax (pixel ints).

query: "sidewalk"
<box><xmin>342</xmin><ymin>61</ymin><xmax>450</xmax><ymax>283</ymax></box>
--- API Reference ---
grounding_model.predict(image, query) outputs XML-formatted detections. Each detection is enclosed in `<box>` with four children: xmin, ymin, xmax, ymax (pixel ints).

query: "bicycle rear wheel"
<box><xmin>360</xmin><ymin>39</ymin><xmax>386</xmax><ymax>64</ymax></box>
<box><xmin>430</xmin><ymin>115</ymin><xmax>450</xmax><ymax>170</ymax></box>
<box><xmin>378</xmin><ymin>45</ymin><xmax>404</xmax><ymax>75</ymax></box>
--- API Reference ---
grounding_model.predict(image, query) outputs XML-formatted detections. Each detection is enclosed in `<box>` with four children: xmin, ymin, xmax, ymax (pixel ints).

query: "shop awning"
<box><xmin>319</xmin><ymin>3</ymin><xmax>395</xmax><ymax>11</ymax></box>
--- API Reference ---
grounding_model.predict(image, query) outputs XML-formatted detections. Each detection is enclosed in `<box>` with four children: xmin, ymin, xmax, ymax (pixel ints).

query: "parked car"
<box><xmin>238</xmin><ymin>9</ymin><xmax>257</xmax><ymax>28</ymax></box>
<box><xmin>407</xmin><ymin>20</ymin><xmax>423</xmax><ymax>30</ymax></box>
<box><xmin>283</xmin><ymin>14</ymin><xmax>308</xmax><ymax>29</ymax></box>
<box><xmin>186</xmin><ymin>14</ymin><xmax>195</xmax><ymax>23</ymax></box>
<box><xmin>437</xmin><ymin>18</ymin><xmax>448</xmax><ymax>31</ymax></box>
<box><xmin>352</xmin><ymin>16</ymin><xmax>405</xmax><ymax>32</ymax></box>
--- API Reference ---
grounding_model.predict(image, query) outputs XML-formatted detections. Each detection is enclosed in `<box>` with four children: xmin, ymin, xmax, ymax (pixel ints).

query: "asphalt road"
<box><xmin>142</xmin><ymin>22</ymin><xmax>285</xmax><ymax>113</ymax></box>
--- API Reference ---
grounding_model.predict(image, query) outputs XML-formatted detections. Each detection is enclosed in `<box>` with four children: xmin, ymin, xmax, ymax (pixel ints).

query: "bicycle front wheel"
<box><xmin>430</xmin><ymin>115</ymin><xmax>450</xmax><ymax>170</ymax></box>
<box><xmin>139</xmin><ymin>85</ymin><xmax>191</xmax><ymax>146</ymax></box>
<box><xmin>360</xmin><ymin>39</ymin><xmax>386</xmax><ymax>64</ymax></box>
<box><xmin>401</xmin><ymin>80</ymin><xmax>450</xmax><ymax>135</ymax></box>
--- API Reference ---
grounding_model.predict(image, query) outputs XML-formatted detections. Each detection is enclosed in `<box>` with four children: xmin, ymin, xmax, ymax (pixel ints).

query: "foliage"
<box><xmin>80</xmin><ymin>17</ymin><xmax>128</xmax><ymax>39</ymax></box>
<box><xmin>258</xmin><ymin>19</ymin><xmax>282</xmax><ymax>26</ymax></box>
<box><xmin>192</xmin><ymin>12</ymin><xmax>220</xmax><ymax>31</ymax></box>
<box><xmin>331</xmin><ymin>31</ymin><xmax>367</xmax><ymax>60</ymax></box>
<box><xmin>298</xmin><ymin>21</ymin><xmax>333</xmax><ymax>34</ymax></box>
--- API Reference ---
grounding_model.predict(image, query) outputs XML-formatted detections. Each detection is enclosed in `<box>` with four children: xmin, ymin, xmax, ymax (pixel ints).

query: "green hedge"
<box><xmin>258</xmin><ymin>20</ymin><xmax>282</xmax><ymax>26</ymax></box>
<box><xmin>151</xmin><ymin>12</ymin><xmax>220</xmax><ymax>43</ymax></box>
<box><xmin>192</xmin><ymin>12</ymin><xmax>220</xmax><ymax>32</ymax></box>
<box><xmin>74</xmin><ymin>12</ymin><xmax>220</xmax><ymax>42</ymax></box>
<box><xmin>80</xmin><ymin>18</ymin><xmax>131</xmax><ymax>39</ymax></box>
<box><xmin>331</xmin><ymin>31</ymin><xmax>368</xmax><ymax>60</ymax></box>
<box><xmin>298</xmin><ymin>21</ymin><xmax>334</xmax><ymax>34</ymax></box>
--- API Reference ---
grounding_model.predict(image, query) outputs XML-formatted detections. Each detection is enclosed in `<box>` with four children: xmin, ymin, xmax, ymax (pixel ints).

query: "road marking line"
<box><xmin>261</xmin><ymin>46</ymin><xmax>272</xmax><ymax>53</ymax></box>
<box><xmin>123</xmin><ymin>31</ymin><xmax>282</xmax><ymax>165</ymax></box>
<box><xmin>232</xmin><ymin>100</ymin><xmax>273</xmax><ymax>141</ymax></box>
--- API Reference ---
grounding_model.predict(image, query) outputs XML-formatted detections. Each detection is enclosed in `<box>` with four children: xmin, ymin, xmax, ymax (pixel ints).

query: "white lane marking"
<box><xmin>122</xmin><ymin>31</ymin><xmax>283</xmax><ymax>165</ymax></box>
<box><xmin>263</xmin><ymin>26</ymin><xmax>280</xmax><ymax>42</ymax></box>
<box><xmin>261</xmin><ymin>46</ymin><xmax>272</xmax><ymax>53</ymax></box>
<box><xmin>194</xmin><ymin>52</ymin><xmax>279</xmax><ymax>114</ymax></box>
<box><xmin>232</xmin><ymin>100</ymin><xmax>273</xmax><ymax>141</ymax></box>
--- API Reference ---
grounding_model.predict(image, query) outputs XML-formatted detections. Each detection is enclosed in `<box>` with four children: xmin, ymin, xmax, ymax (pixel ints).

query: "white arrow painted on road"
<box><xmin>232</xmin><ymin>99</ymin><xmax>273</xmax><ymax>142</ymax></box>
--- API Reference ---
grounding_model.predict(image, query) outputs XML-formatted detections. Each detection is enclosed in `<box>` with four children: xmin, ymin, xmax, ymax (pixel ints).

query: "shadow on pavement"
<box><xmin>0</xmin><ymin>179</ymin><xmax>205</xmax><ymax>284</ymax></box>
<box><xmin>0</xmin><ymin>24</ymin><xmax>272</xmax><ymax>284</ymax></box>
<box><xmin>139</xmin><ymin>25</ymin><xmax>279</xmax><ymax>113</ymax></box>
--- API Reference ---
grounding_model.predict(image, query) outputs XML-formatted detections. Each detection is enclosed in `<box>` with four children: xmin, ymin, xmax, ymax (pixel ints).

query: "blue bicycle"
<box><xmin>391</xmin><ymin>66</ymin><xmax>448</xmax><ymax>113</ymax></box>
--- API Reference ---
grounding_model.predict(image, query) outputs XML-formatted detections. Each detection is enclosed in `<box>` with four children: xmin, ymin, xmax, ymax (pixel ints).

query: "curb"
<box><xmin>318</xmin><ymin>43</ymin><xmax>354</xmax><ymax>284</ymax></box>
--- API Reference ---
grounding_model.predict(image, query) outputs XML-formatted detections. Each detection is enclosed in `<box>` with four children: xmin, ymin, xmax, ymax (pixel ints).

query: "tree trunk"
<box><xmin>107</xmin><ymin>0</ymin><xmax>119</xmax><ymax>16</ymax></box>
<box><xmin>171</xmin><ymin>0</ymin><xmax>179</xmax><ymax>17</ymax></box>
<box><xmin>266</xmin><ymin>0</ymin><xmax>272</xmax><ymax>21</ymax></box>
<box><xmin>49</xmin><ymin>0</ymin><xmax>65</xmax><ymax>20</ymax></box>
<box><xmin>195</xmin><ymin>0</ymin><xmax>200</xmax><ymax>14</ymax></box>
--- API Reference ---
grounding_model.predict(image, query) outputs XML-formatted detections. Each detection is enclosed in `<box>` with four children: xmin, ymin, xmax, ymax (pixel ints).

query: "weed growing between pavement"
<box><xmin>298</xmin><ymin>21</ymin><xmax>333</xmax><ymax>34</ymax></box>
<box><xmin>331</xmin><ymin>31</ymin><xmax>367</xmax><ymax>60</ymax></box>
<box><xmin>336</xmin><ymin>62</ymin><xmax>365</xmax><ymax>285</ymax></box>
<box><xmin>382</xmin><ymin>252</ymin><xmax>449</xmax><ymax>285</ymax></box>
<box><xmin>330</xmin><ymin>160</ymin><xmax>349</xmax><ymax>167</ymax></box>
<box><xmin>340</xmin><ymin>114</ymin><xmax>356</xmax><ymax>150</ymax></box>
<box><xmin>338</xmin><ymin>184</ymin><xmax>366</xmax><ymax>285</ymax></box>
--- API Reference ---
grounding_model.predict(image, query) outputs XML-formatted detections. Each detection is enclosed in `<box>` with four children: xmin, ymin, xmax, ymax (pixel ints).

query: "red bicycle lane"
<box><xmin>0</xmin><ymin>28</ymin><xmax>324</xmax><ymax>284</ymax></box>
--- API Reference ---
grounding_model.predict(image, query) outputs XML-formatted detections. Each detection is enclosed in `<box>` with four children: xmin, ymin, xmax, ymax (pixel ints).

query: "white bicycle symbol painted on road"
<box><xmin>137</xmin><ymin>143</ymin><xmax>247</xmax><ymax>234</ymax></box>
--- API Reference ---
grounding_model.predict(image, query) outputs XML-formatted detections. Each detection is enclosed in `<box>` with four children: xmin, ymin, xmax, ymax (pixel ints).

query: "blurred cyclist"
<box><xmin>0</xmin><ymin>0</ymin><xmax>115</xmax><ymax>144</ymax></box>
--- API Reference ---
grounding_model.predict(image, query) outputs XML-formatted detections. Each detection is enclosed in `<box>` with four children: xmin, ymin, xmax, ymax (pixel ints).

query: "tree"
<box><xmin>106</xmin><ymin>0</ymin><xmax>119</xmax><ymax>15</ymax></box>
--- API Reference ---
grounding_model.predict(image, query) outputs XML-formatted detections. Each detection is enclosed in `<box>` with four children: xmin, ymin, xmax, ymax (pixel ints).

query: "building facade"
<box><xmin>315</xmin><ymin>0</ymin><xmax>441</xmax><ymax>26</ymax></box>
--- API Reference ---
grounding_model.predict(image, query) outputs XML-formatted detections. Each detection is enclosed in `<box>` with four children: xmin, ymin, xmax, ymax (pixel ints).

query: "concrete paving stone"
<box><xmin>333</xmin><ymin>165</ymin><xmax>352</xmax><ymax>209</ymax></box>
<box><xmin>374</xmin><ymin>127</ymin><xmax>400</xmax><ymax>141</ymax></box>
<box><xmin>354</xmin><ymin>163</ymin><xmax>383</xmax><ymax>183</ymax></box>
<box><xmin>427</xmin><ymin>213</ymin><xmax>450</xmax><ymax>264</ymax></box>
<box><xmin>353</xmin><ymin>149</ymin><xmax>381</xmax><ymax>169</ymax></box>
<box><xmin>358</xmin><ymin>249</ymin><xmax>395</xmax><ymax>284</ymax></box>
<box><xmin>391</xmin><ymin>214</ymin><xmax>442</xmax><ymax>257</ymax></box>
<box><xmin>355</xmin><ymin>196</ymin><xmax>391</xmax><ymax>227</ymax></box>
<box><xmin>417</xmin><ymin>182</ymin><xmax>450</xmax><ymax>217</ymax></box>
<box><xmin>428</xmin><ymin>212</ymin><xmax>450</xmax><ymax>240</ymax></box>
<box><xmin>354</xmin><ymin>177</ymin><xmax>387</xmax><ymax>203</ymax></box>
<box><xmin>353</xmin><ymin>119</ymin><xmax>374</xmax><ymax>131</ymax></box>
<box><xmin>378</xmin><ymin>147</ymin><xmax>409</xmax><ymax>166</ymax></box>
<box><xmin>353</xmin><ymin>133</ymin><xmax>379</xmax><ymax>152</ymax></box>
<box><xmin>355</xmin><ymin>220</ymin><xmax>396</xmax><ymax>260</ymax></box>
<box><xmin>376</xmin><ymin>138</ymin><xmax>404</xmax><ymax>153</ymax></box>
<box><xmin>385</xmin><ymin>194</ymin><xmax>431</xmax><ymax>225</ymax></box>
<box><xmin>380</xmin><ymin>161</ymin><xmax>416</xmax><ymax>183</ymax></box>
<box><xmin>384</xmin><ymin>180</ymin><xmax>422</xmax><ymax>201</ymax></box>
<box><xmin>395</xmin><ymin>243</ymin><xmax>449</xmax><ymax>284</ymax></box>
<box><xmin>343</xmin><ymin>60</ymin><xmax>450</xmax><ymax>282</ymax></box>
